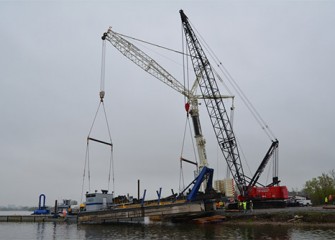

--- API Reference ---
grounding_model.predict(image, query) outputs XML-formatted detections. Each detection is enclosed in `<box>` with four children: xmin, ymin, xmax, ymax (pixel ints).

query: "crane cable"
<box><xmin>112</xmin><ymin>27</ymin><xmax>276</xmax><ymax>185</ymax></box>
<box><xmin>178</xmin><ymin>25</ymin><xmax>199</xmax><ymax>193</ymax></box>
<box><xmin>184</xmin><ymin>21</ymin><xmax>280</xmax><ymax>185</ymax></box>
<box><xmin>114</xmin><ymin>27</ymin><xmax>276</xmax><ymax>142</ymax></box>
<box><xmin>178</xmin><ymin>117</ymin><xmax>199</xmax><ymax>193</ymax></box>
<box><xmin>179</xmin><ymin>26</ymin><xmax>187</xmax><ymax>193</ymax></box>
<box><xmin>81</xmin><ymin>40</ymin><xmax>114</xmax><ymax>203</ymax></box>
<box><xmin>114</xmin><ymin>31</ymin><xmax>191</xmax><ymax>57</ymax></box>
<box><xmin>191</xmin><ymin>22</ymin><xmax>276</xmax><ymax>141</ymax></box>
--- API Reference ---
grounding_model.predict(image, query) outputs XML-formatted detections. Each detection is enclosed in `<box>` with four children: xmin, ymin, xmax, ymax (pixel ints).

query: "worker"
<box><xmin>325</xmin><ymin>196</ymin><xmax>328</xmax><ymax>205</ymax></box>
<box><xmin>67</xmin><ymin>207</ymin><xmax>72</xmax><ymax>215</ymax></box>
<box><xmin>249</xmin><ymin>200</ymin><xmax>253</xmax><ymax>213</ymax></box>
<box><xmin>243</xmin><ymin>201</ymin><xmax>247</xmax><ymax>213</ymax></box>
<box><xmin>329</xmin><ymin>195</ymin><xmax>333</xmax><ymax>204</ymax></box>
<box><xmin>238</xmin><ymin>201</ymin><xmax>242</xmax><ymax>211</ymax></box>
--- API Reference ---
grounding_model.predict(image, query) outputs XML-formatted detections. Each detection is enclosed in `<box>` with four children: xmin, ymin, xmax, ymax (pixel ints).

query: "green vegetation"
<box><xmin>0</xmin><ymin>206</ymin><xmax>36</xmax><ymax>211</ymax></box>
<box><xmin>303</xmin><ymin>170</ymin><xmax>335</xmax><ymax>205</ymax></box>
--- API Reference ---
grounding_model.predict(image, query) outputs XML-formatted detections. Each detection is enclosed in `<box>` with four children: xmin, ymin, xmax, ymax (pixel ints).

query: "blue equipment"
<box><xmin>33</xmin><ymin>194</ymin><xmax>50</xmax><ymax>215</ymax></box>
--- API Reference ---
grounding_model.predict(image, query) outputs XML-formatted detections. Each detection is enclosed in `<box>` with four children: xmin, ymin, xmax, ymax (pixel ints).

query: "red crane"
<box><xmin>179</xmin><ymin>10</ymin><xmax>288</xmax><ymax>207</ymax></box>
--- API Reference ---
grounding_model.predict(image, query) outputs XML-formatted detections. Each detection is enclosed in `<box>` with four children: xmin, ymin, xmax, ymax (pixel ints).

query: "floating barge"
<box><xmin>78</xmin><ymin>166</ymin><xmax>219</xmax><ymax>224</ymax></box>
<box><xmin>0</xmin><ymin>215</ymin><xmax>71</xmax><ymax>223</ymax></box>
<box><xmin>78</xmin><ymin>199</ymin><xmax>215</xmax><ymax>224</ymax></box>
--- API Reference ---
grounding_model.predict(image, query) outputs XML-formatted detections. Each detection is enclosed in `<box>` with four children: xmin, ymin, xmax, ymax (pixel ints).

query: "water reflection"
<box><xmin>79</xmin><ymin>223</ymin><xmax>296</xmax><ymax>240</ymax></box>
<box><xmin>290</xmin><ymin>227</ymin><xmax>335</xmax><ymax>240</ymax></box>
<box><xmin>36</xmin><ymin>222</ymin><xmax>46</xmax><ymax>240</ymax></box>
<box><xmin>234</xmin><ymin>224</ymin><xmax>291</xmax><ymax>239</ymax></box>
<box><xmin>0</xmin><ymin>221</ymin><xmax>334</xmax><ymax>239</ymax></box>
<box><xmin>78</xmin><ymin>222</ymin><xmax>335</xmax><ymax>240</ymax></box>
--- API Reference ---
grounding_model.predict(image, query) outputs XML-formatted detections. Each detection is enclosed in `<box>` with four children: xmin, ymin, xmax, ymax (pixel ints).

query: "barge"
<box><xmin>78</xmin><ymin>198</ymin><xmax>214</xmax><ymax>224</ymax></box>
<box><xmin>78</xmin><ymin>167</ymin><xmax>220</xmax><ymax>224</ymax></box>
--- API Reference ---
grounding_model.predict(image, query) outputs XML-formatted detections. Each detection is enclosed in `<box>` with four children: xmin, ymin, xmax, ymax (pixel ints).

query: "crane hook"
<box><xmin>100</xmin><ymin>90</ymin><xmax>105</xmax><ymax>102</ymax></box>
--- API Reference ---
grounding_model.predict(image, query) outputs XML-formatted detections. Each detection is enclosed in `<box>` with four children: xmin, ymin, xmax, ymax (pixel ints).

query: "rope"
<box><xmin>82</xmin><ymin>101</ymin><xmax>114</xmax><ymax>196</ymax></box>
<box><xmin>100</xmin><ymin>40</ymin><xmax>106</xmax><ymax>94</ymax></box>
<box><xmin>179</xmin><ymin>117</ymin><xmax>188</xmax><ymax>193</ymax></box>
<box><xmin>114</xmin><ymin>31</ymin><xmax>191</xmax><ymax>57</ymax></box>
<box><xmin>236</xmin><ymin>137</ymin><xmax>252</xmax><ymax>179</ymax></box>
<box><xmin>81</xmin><ymin>35</ymin><xmax>114</xmax><ymax>202</ymax></box>
<box><xmin>273</xmin><ymin>147</ymin><xmax>279</xmax><ymax>179</ymax></box>
<box><xmin>101</xmin><ymin>102</ymin><xmax>114</xmax><ymax>193</ymax></box>
<box><xmin>115</xmin><ymin>26</ymin><xmax>276</xmax><ymax>141</ymax></box>
<box><xmin>87</xmin><ymin>102</ymin><xmax>102</xmax><ymax>137</ymax></box>
<box><xmin>87</xmin><ymin>143</ymin><xmax>91</xmax><ymax>192</ymax></box>
<box><xmin>181</xmin><ymin>23</ymin><xmax>187</xmax><ymax>105</ymax></box>
<box><xmin>218</xmin><ymin>63</ymin><xmax>275</xmax><ymax>140</ymax></box>
<box><xmin>81</xmin><ymin>101</ymin><xmax>101</xmax><ymax>200</ymax></box>
<box><xmin>179</xmin><ymin>160</ymin><xmax>185</xmax><ymax>194</ymax></box>
<box><xmin>265</xmin><ymin>157</ymin><xmax>272</xmax><ymax>185</ymax></box>
<box><xmin>190</xmin><ymin>19</ymin><xmax>276</xmax><ymax>141</ymax></box>
<box><xmin>81</xmin><ymin>141</ymin><xmax>90</xmax><ymax>203</ymax></box>
<box><xmin>188</xmin><ymin>118</ymin><xmax>199</xmax><ymax>166</ymax></box>
<box><xmin>108</xmin><ymin>147</ymin><xmax>114</xmax><ymax>193</ymax></box>
<box><xmin>179</xmin><ymin>25</ymin><xmax>187</xmax><ymax>194</ymax></box>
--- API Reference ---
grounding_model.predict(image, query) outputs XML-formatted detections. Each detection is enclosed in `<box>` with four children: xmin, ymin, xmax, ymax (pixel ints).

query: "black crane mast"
<box><xmin>179</xmin><ymin>10</ymin><xmax>247</xmax><ymax>196</ymax></box>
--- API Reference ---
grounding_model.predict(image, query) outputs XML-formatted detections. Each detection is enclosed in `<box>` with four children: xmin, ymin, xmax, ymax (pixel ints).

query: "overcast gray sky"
<box><xmin>1</xmin><ymin>0</ymin><xmax>334</xmax><ymax>207</ymax></box>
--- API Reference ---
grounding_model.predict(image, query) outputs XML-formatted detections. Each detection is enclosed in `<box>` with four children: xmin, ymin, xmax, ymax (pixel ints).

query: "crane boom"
<box><xmin>102</xmin><ymin>27</ymin><xmax>210</xmax><ymax>170</ymax></box>
<box><xmin>248</xmin><ymin>140</ymin><xmax>279</xmax><ymax>188</ymax></box>
<box><xmin>179</xmin><ymin>10</ymin><xmax>289</xmax><ymax>204</ymax></box>
<box><xmin>179</xmin><ymin>10</ymin><xmax>247</xmax><ymax>195</ymax></box>
<box><xmin>101</xmin><ymin>12</ymin><xmax>288</xmax><ymax>204</ymax></box>
<box><xmin>102</xmin><ymin>28</ymin><xmax>189</xmax><ymax>97</ymax></box>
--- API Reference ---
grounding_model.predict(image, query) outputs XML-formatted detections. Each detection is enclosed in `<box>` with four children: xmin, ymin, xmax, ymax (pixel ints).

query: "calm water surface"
<box><xmin>0</xmin><ymin>221</ymin><xmax>334</xmax><ymax>240</ymax></box>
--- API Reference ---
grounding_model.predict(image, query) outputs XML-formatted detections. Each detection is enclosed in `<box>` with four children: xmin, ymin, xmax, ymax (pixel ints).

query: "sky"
<box><xmin>1</xmin><ymin>0</ymin><xmax>335</xmax><ymax>207</ymax></box>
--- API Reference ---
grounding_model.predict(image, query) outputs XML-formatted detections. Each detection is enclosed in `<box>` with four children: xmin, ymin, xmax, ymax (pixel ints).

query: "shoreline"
<box><xmin>222</xmin><ymin>220</ymin><xmax>335</xmax><ymax>227</ymax></box>
<box><xmin>215</xmin><ymin>206</ymin><xmax>335</xmax><ymax>226</ymax></box>
<box><xmin>220</xmin><ymin>221</ymin><xmax>334</xmax><ymax>228</ymax></box>
<box><xmin>1</xmin><ymin>206</ymin><xmax>335</xmax><ymax>226</ymax></box>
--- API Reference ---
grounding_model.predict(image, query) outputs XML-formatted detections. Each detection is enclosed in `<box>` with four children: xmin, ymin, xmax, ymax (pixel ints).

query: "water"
<box><xmin>0</xmin><ymin>221</ymin><xmax>334</xmax><ymax>240</ymax></box>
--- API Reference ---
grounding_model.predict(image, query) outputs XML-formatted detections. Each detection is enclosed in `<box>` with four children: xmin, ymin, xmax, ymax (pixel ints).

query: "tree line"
<box><xmin>303</xmin><ymin>170</ymin><xmax>335</xmax><ymax>205</ymax></box>
<box><xmin>0</xmin><ymin>206</ymin><xmax>36</xmax><ymax>211</ymax></box>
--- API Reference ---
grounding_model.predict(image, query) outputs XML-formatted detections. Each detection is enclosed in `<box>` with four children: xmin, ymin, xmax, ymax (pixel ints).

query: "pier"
<box><xmin>0</xmin><ymin>215</ymin><xmax>74</xmax><ymax>223</ymax></box>
<box><xmin>1</xmin><ymin>206</ymin><xmax>335</xmax><ymax>224</ymax></box>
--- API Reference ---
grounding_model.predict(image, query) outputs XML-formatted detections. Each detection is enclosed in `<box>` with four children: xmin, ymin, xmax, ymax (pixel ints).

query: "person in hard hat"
<box><xmin>329</xmin><ymin>194</ymin><xmax>333</xmax><ymax>204</ymax></box>
<box><xmin>238</xmin><ymin>201</ymin><xmax>243</xmax><ymax>211</ymax></box>
<box><xmin>243</xmin><ymin>201</ymin><xmax>247</xmax><ymax>213</ymax></box>
<box><xmin>249</xmin><ymin>200</ymin><xmax>253</xmax><ymax>213</ymax></box>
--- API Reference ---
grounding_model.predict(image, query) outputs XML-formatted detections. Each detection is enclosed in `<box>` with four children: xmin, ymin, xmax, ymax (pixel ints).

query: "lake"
<box><xmin>0</xmin><ymin>220</ymin><xmax>334</xmax><ymax>239</ymax></box>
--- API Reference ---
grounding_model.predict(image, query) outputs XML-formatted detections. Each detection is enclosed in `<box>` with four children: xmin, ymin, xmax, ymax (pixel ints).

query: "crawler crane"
<box><xmin>101</xmin><ymin>28</ymin><xmax>232</xmax><ymax>180</ymax></box>
<box><xmin>102</xmin><ymin>10</ymin><xmax>288</xmax><ymax>207</ymax></box>
<box><xmin>179</xmin><ymin>10</ymin><xmax>288</xmax><ymax>207</ymax></box>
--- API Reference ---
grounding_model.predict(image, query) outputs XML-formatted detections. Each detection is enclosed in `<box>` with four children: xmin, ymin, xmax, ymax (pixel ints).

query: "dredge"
<box><xmin>78</xmin><ymin>9</ymin><xmax>288</xmax><ymax>224</ymax></box>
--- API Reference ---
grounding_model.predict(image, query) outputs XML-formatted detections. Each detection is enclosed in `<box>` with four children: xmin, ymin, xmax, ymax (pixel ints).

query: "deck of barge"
<box><xmin>0</xmin><ymin>215</ymin><xmax>76</xmax><ymax>223</ymax></box>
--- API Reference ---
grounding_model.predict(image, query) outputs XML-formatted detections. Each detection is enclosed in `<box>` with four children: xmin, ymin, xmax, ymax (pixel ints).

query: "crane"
<box><xmin>101</xmin><ymin>28</ymin><xmax>233</xmax><ymax>175</ymax></box>
<box><xmin>179</xmin><ymin>10</ymin><xmax>288</xmax><ymax>206</ymax></box>
<box><xmin>102</xmin><ymin>10</ymin><xmax>288</xmax><ymax>206</ymax></box>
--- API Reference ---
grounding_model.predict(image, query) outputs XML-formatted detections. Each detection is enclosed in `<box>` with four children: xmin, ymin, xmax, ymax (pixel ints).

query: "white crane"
<box><xmin>102</xmin><ymin>27</ymin><xmax>233</xmax><ymax>178</ymax></box>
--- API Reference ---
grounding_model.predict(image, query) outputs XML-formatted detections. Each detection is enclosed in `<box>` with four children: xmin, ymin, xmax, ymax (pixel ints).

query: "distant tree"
<box><xmin>303</xmin><ymin>171</ymin><xmax>335</xmax><ymax>205</ymax></box>
<box><xmin>330</xmin><ymin>169</ymin><xmax>335</xmax><ymax>181</ymax></box>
